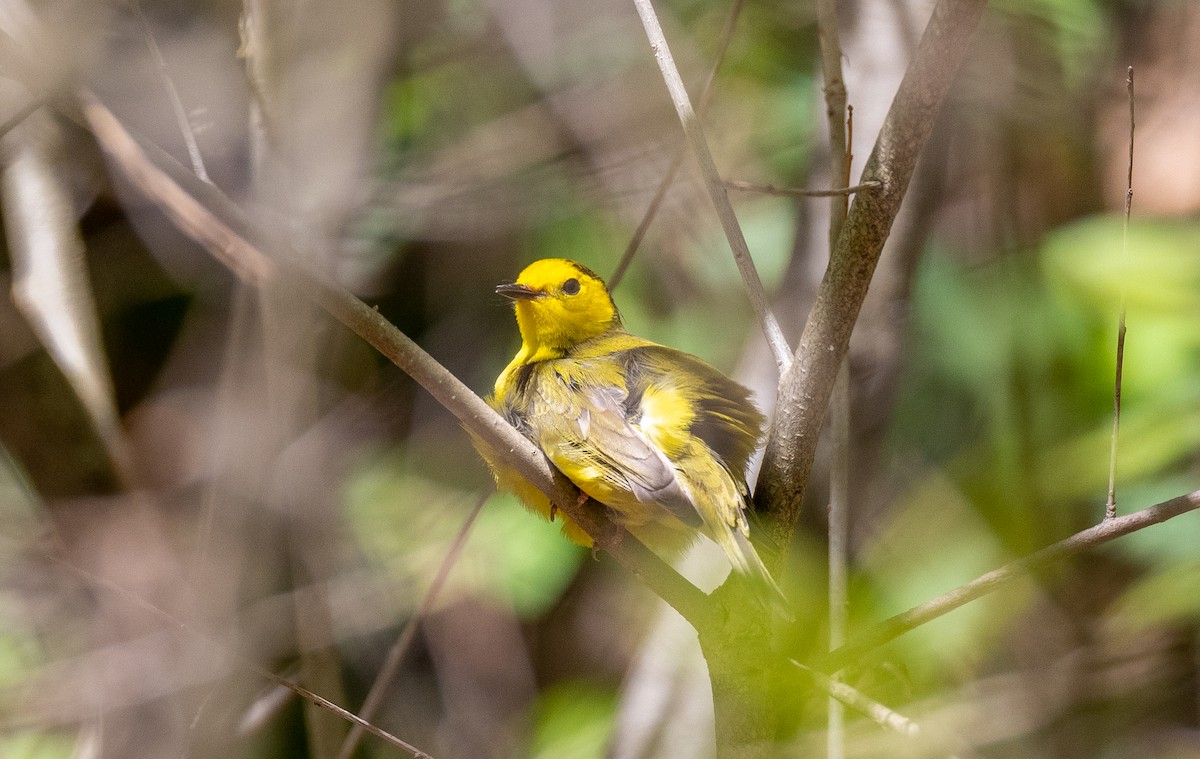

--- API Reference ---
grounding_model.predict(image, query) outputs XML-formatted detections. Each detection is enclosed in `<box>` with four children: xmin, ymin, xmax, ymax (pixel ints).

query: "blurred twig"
<box><xmin>817</xmin><ymin>0</ymin><xmax>849</xmax><ymax>254</ymax></box>
<box><xmin>337</xmin><ymin>490</ymin><xmax>491</xmax><ymax>759</ymax></box>
<box><xmin>630</xmin><ymin>0</ymin><xmax>792</xmax><ymax>371</ymax></box>
<box><xmin>792</xmin><ymin>661</ymin><xmax>918</xmax><ymax>738</ymax></box>
<box><xmin>816</xmin><ymin>0</ymin><xmax>852</xmax><ymax>754</ymax></box>
<box><xmin>757</xmin><ymin>0</ymin><xmax>988</xmax><ymax>556</ymax></box>
<box><xmin>724</xmin><ymin>179</ymin><xmax>879</xmax><ymax>198</ymax></box>
<box><xmin>78</xmin><ymin>91</ymin><xmax>272</xmax><ymax>283</ymax></box>
<box><xmin>818</xmin><ymin>489</ymin><xmax>1200</xmax><ymax>673</ymax></box>
<box><xmin>1106</xmin><ymin>66</ymin><xmax>1134</xmax><ymax>521</ymax></box>
<box><xmin>130</xmin><ymin>0</ymin><xmax>210</xmax><ymax>182</ymax></box>
<box><xmin>609</xmin><ymin>0</ymin><xmax>745</xmax><ymax>291</ymax></box>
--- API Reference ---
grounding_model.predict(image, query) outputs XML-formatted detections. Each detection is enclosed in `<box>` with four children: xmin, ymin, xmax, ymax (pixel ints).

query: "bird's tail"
<box><xmin>725</xmin><ymin>528</ymin><xmax>791</xmax><ymax>616</ymax></box>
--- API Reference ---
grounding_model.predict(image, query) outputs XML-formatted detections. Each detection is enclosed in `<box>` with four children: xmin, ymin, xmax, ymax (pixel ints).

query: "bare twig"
<box><xmin>816</xmin><ymin>1</ymin><xmax>852</xmax><ymax>755</ymax></box>
<box><xmin>724</xmin><ymin>179</ymin><xmax>880</xmax><ymax>198</ymax></box>
<box><xmin>609</xmin><ymin>0</ymin><xmax>745</xmax><ymax>291</ymax></box>
<box><xmin>78</xmin><ymin>91</ymin><xmax>272</xmax><ymax>283</ymax></box>
<box><xmin>630</xmin><ymin>0</ymin><xmax>792</xmax><ymax>371</ymax></box>
<box><xmin>258</xmin><ymin>671</ymin><xmax>435</xmax><ymax>759</ymax></box>
<box><xmin>792</xmin><ymin>661</ymin><xmax>918</xmax><ymax>738</ymax></box>
<box><xmin>130</xmin><ymin>0</ymin><xmax>210</xmax><ymax>182</ymax></box>
<box><xmin>817</xmin><ymin>0</ymin><xmax>849</xmax><ymax>254</ymax></box>
<box><xmin>1106</xmin><ymin>66</ymin><xmax>1134</xmax><ymax>521</ymax></box>
<box><xmin>757</xmin><ymin>0</ymin><xmax>987</xmax><ymax>555</ymax></box>
<box><xmin>337</xmin><ymin>490</ymin><xmax>491</xmax><ymax>759</ymax></box>
<box><xmin>818</xmin><ymin>489</ymin><xmax>1200</xmax><ymax>673</ymax></box>
<box><xmin>827</xmin><ymin>363</ymin><xmax>850</xmax><ymax>759</ymax></box>
<box><xmin>80</xmin><ymin>90</ymin><xmax>711</xmax><ymax>628</ymax></box>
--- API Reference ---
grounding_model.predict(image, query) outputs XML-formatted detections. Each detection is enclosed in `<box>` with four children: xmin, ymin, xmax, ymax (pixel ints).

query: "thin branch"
<box><xmin>630</xmin><ymin>0</ymin><xmax>792</xmax><ymax>370</ymax></box>
<box><xmin>792</xmin><ymin>661</ymin><xmax>918</xmax><ymax>738</ymax></box>
<box><xmin>130</xmin><ymin>0</ymin><xmax>210</xmax><ymax>182</ymax></box>
<box><xmin>609</xmin><ymin>0</ymin><xmax>745</xmax><ymax>291</ymax></box>
<box><xmin>827</xmin><ymin>362</ymin><xmax>850</xmax><ymax>759</ymax></box>
<box><xmin>816</xmin><ymin>1</ymin><xmax>851</xmax><ymax>755</ymax></box>
<box><xmin>337</xmin><ymin>490</ymin><xmax>490</xmax><ymax>759</ymax></box>
<box><xmin>757</xmin><ymin>0</ymin><xmax>988</xmax><ymax>554</ymax></box>
<box><xmin>818</xmin><ymin>489</ymin><xmax>1200</xmax><ymax>673</ymax></box>
<box><xmin>78</xmin><ymin>91</ymin><xmax>272</xmax><ymax>284</ymax></box>
<box><xmin>724</xmin><ymin>179</ymin><xmax>880</xmax><ymax>198</ymax></box>
<box><xmin>79</xmin><ymin>90</ymin><xmax>712</xmax><ymax>629</ymax></box>
<box><xmin>257</xmin><ymin>670</ymin><xmax>434</xmax><ymax>759</ymax></box>
<box><xmin>816</xmin><ymin>0</ymin><xmax>849</xmax><ymax>254</ymax></box>
<box><xmin>1106</xmin><ymin>66</ymin><xmax>1134</xmax><ymax>521</ymax></box>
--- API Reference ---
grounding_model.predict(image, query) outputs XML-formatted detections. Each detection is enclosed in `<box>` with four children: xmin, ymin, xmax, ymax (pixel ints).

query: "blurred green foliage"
<box><xmin>527</xmin><ymin>680</ymin><xmax>618</xmax><ymax>759</ymax></box>
<box><xmin>346</xmin><ymin>452</ymin><xmax>586</xmax><ymax>619</ymax></box>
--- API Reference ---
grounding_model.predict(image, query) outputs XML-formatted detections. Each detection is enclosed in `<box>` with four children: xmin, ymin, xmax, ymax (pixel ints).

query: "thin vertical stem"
<box><xmin>827</xmin><ymin>363</ymin><xmax>850</xmax><ymax>759</ymax></box>
<box><xmin>1106</xmin><ymin>66</ymin><xmax>1134</xmax><ymax>521</ymax></box>
<box><xmin>817</xmin><ymin>1</ymin><xmax>851</xmax><ymax>753</ymax></box>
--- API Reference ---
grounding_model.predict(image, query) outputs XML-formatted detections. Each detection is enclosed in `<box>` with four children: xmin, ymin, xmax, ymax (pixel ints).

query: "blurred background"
<box><xmin>0</xmin><ymin>0</ymin><xmax>1198</xmax><ymax>757</ymax></box>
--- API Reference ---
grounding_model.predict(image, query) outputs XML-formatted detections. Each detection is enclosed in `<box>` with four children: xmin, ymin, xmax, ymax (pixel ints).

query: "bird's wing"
<box><xmin>535</xmin><ymin>376</ymin><xmax>702</xmax><ymax>528</ymax></box>
<box><xmin>627</xmin><ymin>346</ymin><xmax>765</xmax><ymax>481</ymax></box>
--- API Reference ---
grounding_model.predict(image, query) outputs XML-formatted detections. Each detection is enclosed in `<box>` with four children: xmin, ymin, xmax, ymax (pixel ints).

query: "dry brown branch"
<box><xmin>757</xmin><ymin>0</ymin><xmax>988</xmax><ymax>554</ymax></box>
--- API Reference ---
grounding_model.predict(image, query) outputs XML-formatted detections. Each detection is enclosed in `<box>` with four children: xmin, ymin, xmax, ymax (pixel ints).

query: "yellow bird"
<box><xmin>479</xmin><ymin>258</ymin><xmax>783</xmax><ymax>602</ymax></box>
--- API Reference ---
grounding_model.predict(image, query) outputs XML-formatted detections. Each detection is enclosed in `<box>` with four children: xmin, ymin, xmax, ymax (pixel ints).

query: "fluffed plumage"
<box><xmin>478</xmin><ymin>258</ymin><xmax>783</xmax><ymax>603</ymax></box>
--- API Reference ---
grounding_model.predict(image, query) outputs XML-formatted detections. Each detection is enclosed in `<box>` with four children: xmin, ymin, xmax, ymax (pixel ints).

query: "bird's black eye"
<box><xmin>562</xmin><ymin>277</ymin><xmax>581</xmax><ymax>295</ymax></box>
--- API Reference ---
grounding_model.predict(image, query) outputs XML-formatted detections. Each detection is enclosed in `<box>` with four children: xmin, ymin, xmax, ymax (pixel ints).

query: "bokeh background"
<box><xmin>0</xmin><ymin>0</ymin><xmax>1198</xmax><ymax>757</ymax></box>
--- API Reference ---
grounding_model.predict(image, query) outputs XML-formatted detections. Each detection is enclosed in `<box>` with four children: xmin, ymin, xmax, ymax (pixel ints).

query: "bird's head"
<box><xmin>497</xmin><ymin>258</ymin><xmax>620</xmax><ymax>361</ymax></box>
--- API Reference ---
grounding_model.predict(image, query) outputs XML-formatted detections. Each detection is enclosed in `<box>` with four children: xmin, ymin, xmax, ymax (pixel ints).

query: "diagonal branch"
<box><xmin>817</xmin><ymin>489</ymin><xmax>1200</xmax><ymax>673</ymax></box>
<box><xmin>630</xmin><ymin>0</ymin><xmax>792</xmax><ymax>370</ymax></box>
<box><xmin>757</xmin><ymin>0</ymin><xmax>988</xmax><ymax>553</ymax></box>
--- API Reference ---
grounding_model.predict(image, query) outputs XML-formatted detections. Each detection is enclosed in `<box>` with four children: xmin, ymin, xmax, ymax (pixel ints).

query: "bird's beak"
<box><xmin>496</xmin><ymin>282</ymin><xmax>543</xmax><ymax>300</ymax></box>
